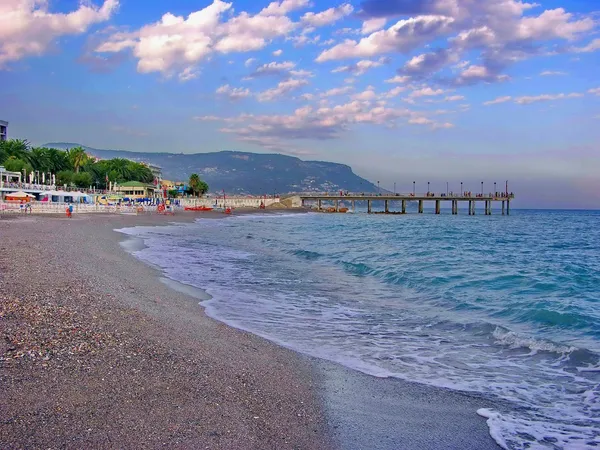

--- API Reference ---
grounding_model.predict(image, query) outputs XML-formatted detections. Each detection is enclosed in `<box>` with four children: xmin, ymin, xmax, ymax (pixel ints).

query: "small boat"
<box><xmin>184</xmin><ymin>206</ymin><xmax>214</xmax><ymax>211</ymax></box>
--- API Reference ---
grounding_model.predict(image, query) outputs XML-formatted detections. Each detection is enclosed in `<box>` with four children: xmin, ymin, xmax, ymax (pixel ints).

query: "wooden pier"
<box><xmin>299</xmin><ymin>194</ymin><xmax>515</xmax><ymax>215</ymax></box>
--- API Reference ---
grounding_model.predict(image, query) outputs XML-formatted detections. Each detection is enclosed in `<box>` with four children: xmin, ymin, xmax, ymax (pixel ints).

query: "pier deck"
<box><xmin>299</xmin><ymin>194</ymin><xmax>515</xmax><ymax>215</ymax></box>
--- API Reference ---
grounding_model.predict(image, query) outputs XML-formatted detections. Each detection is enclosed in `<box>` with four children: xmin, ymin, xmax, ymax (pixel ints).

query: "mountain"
<box><xmin>43</xmin><ymin>143</ymin><xmax>378</xmax><ymax>194</ymax></box>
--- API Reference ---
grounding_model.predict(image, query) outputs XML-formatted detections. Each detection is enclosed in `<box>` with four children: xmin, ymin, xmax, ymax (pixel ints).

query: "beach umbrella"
<box><xmin>7</xmin><ymin>191</ymin><xmax>35</xmax><ymax>198</ymax></box>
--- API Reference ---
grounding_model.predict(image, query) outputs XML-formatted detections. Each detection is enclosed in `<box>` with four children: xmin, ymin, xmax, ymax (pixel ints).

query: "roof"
<box><xmin>117</xmin><ymin>181</ymin><xmax>155</xmax><ymax>188</ymax></box>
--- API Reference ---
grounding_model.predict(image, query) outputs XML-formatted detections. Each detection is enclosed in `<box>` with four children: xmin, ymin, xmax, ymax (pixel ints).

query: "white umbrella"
<box><xmin>7</xmin><ymin>191</ymin><xmax>35</xmax><ymax>198</ymax></box>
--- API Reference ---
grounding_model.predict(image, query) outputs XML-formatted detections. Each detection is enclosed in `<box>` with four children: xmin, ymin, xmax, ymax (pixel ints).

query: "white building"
<box><xmin>0</xmin><ymin>120</ymin><xmax>7</xmax><ymax>141</ymax></box>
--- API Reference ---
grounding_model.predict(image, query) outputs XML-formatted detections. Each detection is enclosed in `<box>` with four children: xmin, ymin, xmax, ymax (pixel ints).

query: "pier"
<box><xmin>299</xmin><ymin>193</ymin><xmax>515</xmax><ymax>215</ymax></box>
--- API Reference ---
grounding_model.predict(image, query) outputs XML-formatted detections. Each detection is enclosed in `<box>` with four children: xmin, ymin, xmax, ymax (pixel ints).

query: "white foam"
<box><xmin>492</xmin><ymin>327</ymin><xmax>578</xmax><ymax>354</ymax></box>
<box><xmin>114</xmin><ymin>219</ymin><xmax>600</xmax><ymax>450</ymax></box>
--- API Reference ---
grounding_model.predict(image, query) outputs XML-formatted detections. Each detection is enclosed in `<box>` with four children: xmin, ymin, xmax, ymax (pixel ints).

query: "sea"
<box><xmin>117</xmin><ymin>208</ymin><xmax>600</xmax><ymax>450</ymax></box>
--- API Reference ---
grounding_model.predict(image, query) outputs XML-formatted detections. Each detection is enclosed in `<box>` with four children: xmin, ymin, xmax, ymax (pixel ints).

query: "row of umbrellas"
<box><xmin>5</xmin><ymin>191</ymin><xmax>91</xmax><ymax>199</ymax></box>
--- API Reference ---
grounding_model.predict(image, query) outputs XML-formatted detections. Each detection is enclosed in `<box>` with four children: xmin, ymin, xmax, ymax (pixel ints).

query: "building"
<box><xmin>160</xmin><ymin>179</ymin><xmax>175</xmax><ymax>190</ymax></box>
<box><xmin>145</xmin><ymin>163</ymin><xmax>162</xmax><ymax>187</ymax></box>
<box><xmin>114</xmin><ymin>181</ymin><xmax>156</xmax><ymax>199</ymax></box>
<box><xmin>0</xmin><ymin>120</ymin><xmax>7</xmax><ymax>141</ymax></box>
<box><xmin>0</xmin><ymin>165</ymin><xmax>21</xmax><ymax>188</ymax></box>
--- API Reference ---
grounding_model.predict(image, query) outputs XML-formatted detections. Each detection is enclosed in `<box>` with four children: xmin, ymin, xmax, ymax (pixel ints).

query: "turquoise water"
<box><xmin>118</xmin><ymin>210</ymin><xmax>600</xmax><ymax>449</ymax></box>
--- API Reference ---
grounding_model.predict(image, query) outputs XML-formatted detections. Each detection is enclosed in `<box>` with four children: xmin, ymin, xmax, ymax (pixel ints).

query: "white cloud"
<box><xmin>385</xmin><ymin>75</ymin><xmax>410</xmax><ymax>83</ymax></box>
<box><xmin>289</xmin><ymin>69</ymin><xmax>314</xmax><ymax>77</ymax></box>
<box><xmin>316</xmin><ymin>15</ymin><xmax>455</xmax><ymax>61</ymax></box>
<box><xmin>301</xmin><ymin>4</ymin><xmax>353</xmax><ymax>28</ymax></box>
<box><xmin>455</xmin><ymin>65</ymin><xmax>509</xmax><ymax>85</ymax></box>
<box><xmin>409</xmin><ymin>117</ymin><xmax>434</xmax><ymax>125</ymax></box>
<box><xmin>514</xmin><ymin>93</ymin><xmax>583</xmax><ymax>104</ymax></box>
<box><xmin>330</xmin><ymin>1</ymin><xmax>596</xmax><ymax>87</ymax></box>
<box><xmin>212</xmin><ymin>99</ymin><xmax>450</xmax><ymax>151</ymax></box>
<box><xmin>321</xmin><ymin>86</ymin><xmax>353</xmax><ymax>97</ymax></box>
<box><xmin>540</xmin><ymin>70</ymin><xmax>567</xmax><ymax>76</ymax></box>
<box><xmin>572</xmin><ymin>38</ymin><xmax>600</xmax><ymax>53</ymax></box>
<box><xmin>216</xmin><ymin>84</ymin><xmax>251</xmax><ymax>100</ymax></box>
<box><xmin>352</xmin><ymin>88</ymin><xmax>377</xmax><ymax>101</ymax></box>
<box><xmin>273</xmin><ymin>49</ymin><xmax>283</xmax><ymax>56</ymax></box>
<box><xmin>445</xmin><ymin>95</ymin><xmax>464</xmax><ymax>101</ymax></box>
<box><xmin>0</xmin><ymin>0</ymin><xmax>118</xmax><ymax>67</ymax></box>
<box><xmin>179</xmin><ymin>66</ymin><xmax>199</xmax><ymax>81</ymax></box>
<box><xmin>402</xmin><ymin>49</ymin><xmax>459</xmax><ymax>77</ymax></box>
<box><xmin>410</xmin><ymin>87</ymin><xmax>445</xmax><ymax>98</ymax></box>
<box><xmin>385</xmin><ymin>86</ymin><xmax>406</xmax><ymax>98</ymax></box>
<box><xmin>246</xmin><ymin>60</ymin><xmax>296</xmax><ymax>78</ymax></box>
<box><xmin>361</xmin><ymin>18</ymin><xmax>387</xmax><ymax>34</ymax></box>
<box><xmin>194</xmin><ymin>115</ymin><xmax>222</xmax><ymax>121</ymax></box>
<box><xmin>289</xmin><ymin>33</ymin><xmax>320</xmax><ymax>47</ymax></box>
<box><xmin>588</xmin><ymin>88</ymin><xmax>600</xmax><ymax>96</ymax></box>
<box><xmin>483</xmin><ymin>96</ymin><xmax>512</xmax><ymax>105</ymax></box>
<box><xmin>515</xmin><ymin>8</ymin><xmax>594</xmax><ymax>41</ymax></box>
<box><xmin>331</xmin><ymin>57</ymin><xmax>387</xmax><ymax>75</ymax></box>
<box><xmin>260</xmin><ymin>0</ymin><xmax>310</xmax><ymax>16</ymax></box>
<box><xmin>95</xmin><ymin>0</ymin><xmax>307</xmax><ymax>78</ymax></box>
<box><xmin>257</xmin><ymin>78</ymin><xmax>308</xmax><ymax>101</ymax></box>
<box><xmin>245</xmin><ymin>57</ymin><xmax>256</xmax><ymax>67</ymax></box>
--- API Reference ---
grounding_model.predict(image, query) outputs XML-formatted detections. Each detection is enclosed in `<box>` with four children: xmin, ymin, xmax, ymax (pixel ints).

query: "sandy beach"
<box><xmin>1</xmin><ymin>211</ymin><xmax>500</xmax><ymax>449</ymax></box>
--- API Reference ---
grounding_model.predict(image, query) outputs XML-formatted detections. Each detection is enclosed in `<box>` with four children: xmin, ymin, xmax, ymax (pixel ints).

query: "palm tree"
<box><xmin>67</xmin><ymin>146</ymin><xmax>88</xmax><ymax>173</ymax></box>
<box><xmin>0</xmin><ymin>139</ymin><xmax>30</xmax><ymax>165</ymax></box>
<box><xmin>47</xmin><ymin>148</ymin><xmax>70</xmax><ymax>172</ymax></box>
<box><xmin>189</xmin><ymin>173</ymin><xmax>201</xmax><ymax>197</ymax></box>
<box><xmin>30</xmin><ymin>147</ymin><xmax>51</xmax><ymax>172</ymax></box>
<box><xmin>107</xmin><ymin>158</ymin><xmax>133</xmax><ymax>181</ymax></box>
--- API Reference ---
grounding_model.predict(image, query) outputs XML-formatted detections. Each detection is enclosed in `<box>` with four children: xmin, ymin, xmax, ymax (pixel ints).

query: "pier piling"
<box><xmin>301</xmin><ymin>193</ymin><xmax>514</xmax><ymax>216</ymax></box>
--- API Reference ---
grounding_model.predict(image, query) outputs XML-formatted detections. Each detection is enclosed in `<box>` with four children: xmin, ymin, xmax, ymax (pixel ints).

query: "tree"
<box><xmin>0</xmin><ymin>139</ymin><xmax>30</xmax><ymax>165</ymax></box>
<box><xmin>67</xmin><ymin>147</ymin><xmax>89</xmax><ymax>173</ymax></box>
<box><xmin>188</xmin><ymin>174</ymin><xmax>201</xmax><ymax>196</ymax></box>
<box><xmin>167</xmin><ymin>189</ymin><xmax>179</xmax><ymax>198</ymax></box>
<box><xmin>72</xmin><ymin>172</ymin><xmax>93</xmax><ymax>188</ymax></box>
<box><xmin>30</xmin><ymin>147</ymin><xmax>51</xmax><ymax>172</ymax></box>
<box><xmin>47</xmin><ymin>147</ymin><xmax>71</xmax><ymax>172</ymax></box>
<box><xmin>4</xmin><ymin>157</ymin><xmax>33</xmax><ymax>174</ymax></box>
<box><xmin>56</xmin><ymin>170</ymin><xmax>74</xmax><ymax>187</ymax></box>
<box><xmin>198</xmin><ymin>180</ymin><xmax>209</xmax><ymax>195</ymax></box>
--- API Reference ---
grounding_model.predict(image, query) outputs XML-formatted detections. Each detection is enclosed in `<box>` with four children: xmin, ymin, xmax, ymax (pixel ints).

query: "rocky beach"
<box><xmin>0</xmin><ymin>213</ymin><xmax>329</xmax><ymax>449</ymax></box>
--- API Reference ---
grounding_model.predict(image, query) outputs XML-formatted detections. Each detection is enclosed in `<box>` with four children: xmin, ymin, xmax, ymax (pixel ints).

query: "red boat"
<box><xmin>184</xmin><ymin>206</ymin><xmax>214</xmax><ymax>211</ymax></box>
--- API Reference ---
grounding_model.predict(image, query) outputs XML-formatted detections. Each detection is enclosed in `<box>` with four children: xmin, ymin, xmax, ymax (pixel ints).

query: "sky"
<box><xmin>1</xmin><ymin>0</ymin><xmax>599</xmax><ymax>208</ymax></box>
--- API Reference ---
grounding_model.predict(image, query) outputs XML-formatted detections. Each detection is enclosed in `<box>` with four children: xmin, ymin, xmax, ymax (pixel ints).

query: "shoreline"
<box><xmin>1</xmin><ymin>212</ymin><xmax>500</xmax><ymax>449</ymax></box>
<box><xmin>115</xmin><ymin>212</ymin><xmax>501</xmax><ymax>450</ymax></box>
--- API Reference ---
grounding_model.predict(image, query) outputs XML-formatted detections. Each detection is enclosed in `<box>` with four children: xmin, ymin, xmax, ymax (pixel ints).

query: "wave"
<box><xmin>113</xmin><ymin>213</ymin><xmax>600</xmax><ymax>450</ymax></box>
<box><xmin>289</xmin><ymin>249</ymin><xmax>324</xmax><ymax>260</ymax></box>
<box><xmin>492</xmin><ymin>327</ymin><xmax>578</xmax><ymax>355</ymax></box>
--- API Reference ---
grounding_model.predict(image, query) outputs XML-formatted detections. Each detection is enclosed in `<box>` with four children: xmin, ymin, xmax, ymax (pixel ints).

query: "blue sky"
<box><xmin>1</xmin><ymin>0</ymin><xmax>599</xmax><ymax>207</ymax></box>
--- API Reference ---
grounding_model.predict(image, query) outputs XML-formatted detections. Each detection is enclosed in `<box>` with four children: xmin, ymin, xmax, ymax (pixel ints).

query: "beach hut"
<box><xmin>5</xmin><ymin>191</ymin><xmax>35</xmax><ymax>201</ymax></box>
